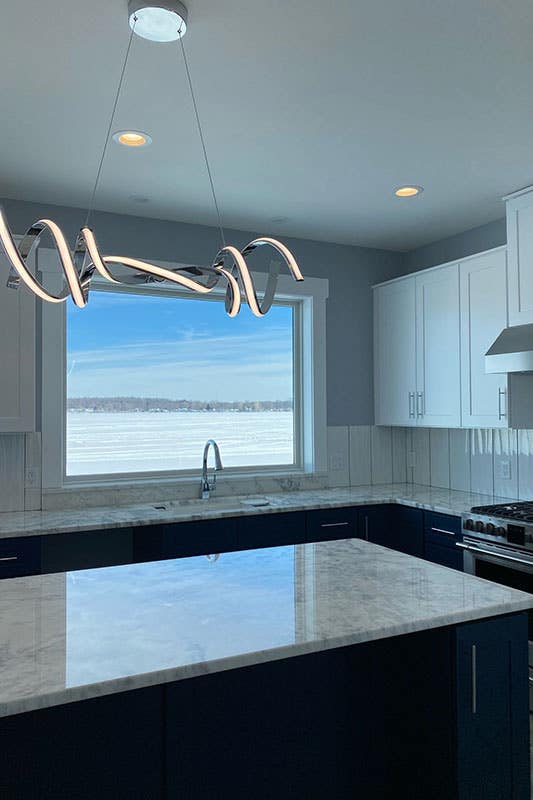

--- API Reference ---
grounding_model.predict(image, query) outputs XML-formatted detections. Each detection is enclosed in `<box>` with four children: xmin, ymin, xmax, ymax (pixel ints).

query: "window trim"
<box><xmin>39</xmin><ymin>248</ymin><xmax>328</xmax><ymax>490</ymax></box>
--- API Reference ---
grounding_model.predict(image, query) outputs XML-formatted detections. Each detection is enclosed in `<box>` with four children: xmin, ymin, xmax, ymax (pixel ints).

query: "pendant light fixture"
<box><xmin>0</xmin><ymin>0</ymin><xmax>303</xmax><ymax>317</ymax></box>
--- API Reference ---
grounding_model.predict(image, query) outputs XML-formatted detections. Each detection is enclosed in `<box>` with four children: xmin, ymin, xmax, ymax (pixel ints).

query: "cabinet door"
<box><xmin>416</xmin><ymin>264</ymin><xmax>461</xmax><ymax>427</ymax></box>
<box><xmin>360</xmin><ymin>505</ymin><xmax>424</xmax><ymax>557</ymax></box>
<box><xmin>0</xmin><ymin>248</ymin><xmax>35</xmax><ymax>431</ymax></box>
<box><xmin>460</xmin><ymin>249</ymin><xmax>508</xmax><ymax>428</ymax></box>
<box><xmin>507</xmin><ymin>189</ymin><xmax>533</xmax><ymax>326</ymax></box>
<box><xmin>236</xmin><ymin>512</ymin><xmax>305</xmax><ymax>550</ymax></box>
<box><xmin>374</xmin><ymin>277</ymin><xmax>417</xmax><ymax>426</ymax></box>
<box><xmin>456</xmin><ymin>614</ymin><xmax>530</xmax><ymax>800</ymax></box>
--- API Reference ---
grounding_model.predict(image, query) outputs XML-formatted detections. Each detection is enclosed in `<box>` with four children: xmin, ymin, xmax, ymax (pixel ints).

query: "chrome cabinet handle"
<box><xmin>431</xmin><ymin>527</ymin><xmax>456</xmax><ymax>537</ymax></box>
<box><xmin>0</xmin><ymin>556</ymin><xmax>18</xmax><ymax>563</ymax></box>
<box><xmin>320</xmin><ymin>521</ymin><xmax>350</xmax><ymax>528</ymax></box>
<box><xmin>456</xmin><ymin>541</ymin><xmax>533</xmax><ymax>567</ymax></box>
<box><xmin>408</xmin><ymin>392</ymin><xmax>415</xmax><ymax>418</ymax></box>
<box><xmin>416</xmin><ymin>391</ymin><xmax>424</xmax><ymax>418</ymax></box>
<box><xmin>471</xmin><ymin>645</ymin><xmax>477</xmax><ymax>714</ymax></box>
<box><xmin>498</xmin><ymin>387</ymin><xmax>507</xmax><ymax>420</ymax></box>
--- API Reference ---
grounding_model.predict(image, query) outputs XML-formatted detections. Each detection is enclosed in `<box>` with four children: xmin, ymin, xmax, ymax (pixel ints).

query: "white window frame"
<box><xmin>39</xmin><ymin>247</ymin><xmax>328</xmax><ymax>490</ymax></box>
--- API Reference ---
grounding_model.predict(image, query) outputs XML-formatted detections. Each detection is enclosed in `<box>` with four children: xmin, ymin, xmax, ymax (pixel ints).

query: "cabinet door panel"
<box><xmin>456</xmin><ymin>614</ymin><xmax>530</xmax><ymax>800</ymax></box>
<box><xmin>374</xmin><ymin>278</ymin><xmax>417</xmax><ymax>426</ymax></box>
<box><xmin>460</xmin><ymin>250</ymin><xmax>508</xmax><ymax>427</ymax></box>
<box><xmin>416</xmin><ymin>264</ymin><xmax>461</xmax><ymax>427</ymax></box>
<box><xmin>236</xmin><ymin>512</ymin><xmax>306</xmax><ymax>550</ymax></box>
<box><xmin>507</xmin><ymin>192</ymin><xmax>533</xmax><ymax>326</ymax></box>
<box><xmin>41</xmin><ymin>529</ymin><xmax>132</xmax><ymax>573</ymax></box>
<box><xmin>0</xmin><ymin>249</ymin><xmax>35</xmax><ymax>431</ymax></box>
<box><xmin>0</xmin><ymin>536</ymin><xmax>41</xmax><ymax>578</ymax></box>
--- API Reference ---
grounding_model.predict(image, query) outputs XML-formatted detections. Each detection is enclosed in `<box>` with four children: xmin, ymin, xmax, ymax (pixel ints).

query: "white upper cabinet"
<box><xmin>0</xmin><ymin>248</ymin><xmax>36</xmax><ymax>431</ymax></box>
<box><xmin>415</xmin><ymin>264</ymin><xmax>461</xmax><ymax>427</ymax></box>
<box><xmin>460</xmin><ymin>248</ymin><xmax>508</xmax><ymax>428</ymax></box>
<box><xmin>374</xmin><ymin>276</ymin><xmax>416</xmax><ymax>426</ymax></box>
<box><xmin>506</xmin><ymin>186</ymin><xmax>533</xmax><ymax>326</ymax></box>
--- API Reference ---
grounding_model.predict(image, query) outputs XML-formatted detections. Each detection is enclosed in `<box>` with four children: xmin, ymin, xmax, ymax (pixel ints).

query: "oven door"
<box><xmin>458</xmin><ymin>537</ymin><xmax>533</xmax><ymax>707</ymax></box>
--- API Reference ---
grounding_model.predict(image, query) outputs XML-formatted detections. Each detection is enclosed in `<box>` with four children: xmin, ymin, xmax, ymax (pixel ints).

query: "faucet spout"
<box><xmin>201</xmin><ymin>440</ymin><xmax>223</xmax><ymax>499</ymax></box>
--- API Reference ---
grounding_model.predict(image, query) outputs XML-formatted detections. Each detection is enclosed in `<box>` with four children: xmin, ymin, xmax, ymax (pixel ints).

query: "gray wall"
<box><xmin>403</xmin><ymin>218</ymin><xmax>507</xmax><ymax>272</ymax></box>
<box><xmin>1</xmin><ymin>197</ymin><xmax>405</xmax><ymax>427</ymax></box>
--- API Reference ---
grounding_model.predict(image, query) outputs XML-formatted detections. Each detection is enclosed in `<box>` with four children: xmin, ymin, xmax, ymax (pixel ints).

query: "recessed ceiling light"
<box><xmin>128</xmin><ymin>0</ymin><xmax>188</xmax><ymax>42</ymax></box>
<box><xmin>394</xmin><ymin>185</ymin><xmax>424</xmax><ymax>197</ymax></box>
<box><xmin>113</xmin><ymin>130</ymin><xmax>152</xmax><ymax>147</ymax></box>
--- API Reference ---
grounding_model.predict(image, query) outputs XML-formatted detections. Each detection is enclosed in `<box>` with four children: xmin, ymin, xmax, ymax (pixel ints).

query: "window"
<box><xmin>40</xmin><ymin>252</ymin><xmax>328</xmax><ymax>489</ymax></box>
<box><xmin>66</xmin><ymin>288</ymin><xmax>298</xmax><ymax>476</ymax></box>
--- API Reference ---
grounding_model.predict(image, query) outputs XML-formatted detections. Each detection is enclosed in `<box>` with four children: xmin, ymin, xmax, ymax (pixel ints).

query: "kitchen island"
<box><xmin>0</xmin><ymin>538</ymin><xmax>531</xmax><ymax>799</ymax></box>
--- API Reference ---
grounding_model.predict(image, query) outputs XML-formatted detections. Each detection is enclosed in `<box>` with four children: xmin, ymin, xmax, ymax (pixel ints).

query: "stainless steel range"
<box><xmin>461</xmin><ymin>503</ymin><xmax>533</xmax><ymax>707</ymax></box>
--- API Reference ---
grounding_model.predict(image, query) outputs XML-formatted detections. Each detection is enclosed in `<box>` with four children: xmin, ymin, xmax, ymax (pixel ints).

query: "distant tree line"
<box><xmin>67</xmin><ymin>397</ymin><xmax>293</xmax><ymax>413</ymax></box>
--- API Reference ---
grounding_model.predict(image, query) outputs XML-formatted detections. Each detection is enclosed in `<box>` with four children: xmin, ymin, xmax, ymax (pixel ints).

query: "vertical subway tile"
<box><xmin>0</xmin><ymin>434</ymin><xmax>25</xmax><ymax>512</ymax></box>
<box><xmin>449</xmin><ymin>429</ymin><xmax>471</xmax><ymax>492</ymax></box>
<box><xmin>349</xmin><ymin>426</ymin><xmax>372</xmax><ymax>486</ymax></box>
<box><xmin>326</xmin><ymin>426</ymin><xmax>350</xmax><ymax>488</ymax></box>
<box><xmin>518</xmin><ymin>429</ymin><xmax>533</xmax><ymax>500</ymax></box>
<box><xmin>24</xmin><ymin>431</ymin><xmax>42</xmax><ymax>511</ymax></box>
<box><xmin>370</xmin><ymin>426</ymin><xmax>393</xmax><ymax>484</ymax></box>
<box><xmin>391</xmin><ymin>428</ymin><xmax>408</xmax><ymax>484</ymax></box>
<box><xmin>412</xmin><ymin>428</ymin><xmax>430</xmax><ymax>486</ymax></box>
<box><xmin>470</xmin><ymin>429</ymin><xmax>494</xmax><ymax>495</ymax></box>
<box><xmin>429</xmin><ymin>429</ymin><xmax>450</xmax><ymax>489</ymax></box>
<box><xmin>493</xmin><ymin>428</ymin><xmax>518</xmax><ymax>499</ymax></box>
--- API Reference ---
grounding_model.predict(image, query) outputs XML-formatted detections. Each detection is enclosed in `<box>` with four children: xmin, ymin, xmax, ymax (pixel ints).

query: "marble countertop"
<box><xmin>0</xmin><ymin>484</ymin><xmax>515</xmax><ymax>540</ymax></box>
<box><xmin>0</xmin><ymin>538</ymin><xmax>531</xmax><ymax>718</ymax></box>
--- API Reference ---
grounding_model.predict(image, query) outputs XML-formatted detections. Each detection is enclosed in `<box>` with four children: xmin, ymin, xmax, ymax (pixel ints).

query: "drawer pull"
<box><xmin>431</xmin><ymin>527</ymin><xmax>456</xmax><ymax>537</ymax></box>
<box><xmin>0</xmin><ymin>556</ymin><xmax>18</xmax><ymax>563</ymax></box>
<box><xmin>320</xmin><ymin>521</ymin><xmax>350</xmax><ymax>528</ymax></box>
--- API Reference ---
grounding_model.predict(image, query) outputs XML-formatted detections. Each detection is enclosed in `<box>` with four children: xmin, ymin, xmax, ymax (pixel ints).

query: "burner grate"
<box><xmin>471</xmin><ymin>502</ymin><xmax>533</xmax><ymax>522</ymax></box>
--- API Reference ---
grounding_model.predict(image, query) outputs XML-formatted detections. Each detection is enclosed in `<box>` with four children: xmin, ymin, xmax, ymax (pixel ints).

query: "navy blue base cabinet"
<box><xmin>0</xmin><ymin>614</ymin><xmax>528</xmax><ymax>799</ymax></box>
<box><xmin>0</xmin><ymin>536</ymin><xmax>41</xmax><ymax>578</ymax></box>
<box><xmin>360</xmin><ymin>504</ymin><xmax>425</xmax><ymax>558</ymax></box>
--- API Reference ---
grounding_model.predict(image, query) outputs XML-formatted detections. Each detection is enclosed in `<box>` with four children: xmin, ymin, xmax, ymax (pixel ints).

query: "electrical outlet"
<box><xmin>496</xmin><ymin>459</ymin><xmax>511</xmax><ymax>481</ymax></box>
<box><xmin>329</xmin><ymin>454</ymin><xmax>345</xmax><ymax>472</ymax></box>
<box><xmin>25</xmin><ymin>466</ymin><xmax>40</xmax><ymax>488</ymax></box>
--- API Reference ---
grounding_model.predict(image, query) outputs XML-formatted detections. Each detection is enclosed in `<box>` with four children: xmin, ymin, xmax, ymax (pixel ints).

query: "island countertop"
<box><xmin>1</xmin><ymin>538</ymin><xmax>531</xmax><ymax>719</ymax></box>
<box><xmin>0</xmin><ymin>483</ymin><xmax>518</xmax><ymax>540</ymax></box>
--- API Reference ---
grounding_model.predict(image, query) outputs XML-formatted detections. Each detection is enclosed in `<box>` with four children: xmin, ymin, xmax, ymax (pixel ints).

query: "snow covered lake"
<box><xmin>67</xmin><ymin>411</ymin><xmax>294</xmax><ymax>475</ymax></box>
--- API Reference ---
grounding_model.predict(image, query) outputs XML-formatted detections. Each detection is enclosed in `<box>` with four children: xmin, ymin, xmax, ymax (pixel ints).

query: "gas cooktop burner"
<box><xmin>471</xmin><ymin>502</ymin><xmax>533</xmax><ymax>522</ymax></box>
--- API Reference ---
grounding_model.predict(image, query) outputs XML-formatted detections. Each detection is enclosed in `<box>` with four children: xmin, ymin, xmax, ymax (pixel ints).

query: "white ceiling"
<box><xmin>1</xmin><ymin>0</ymin><xmax>533</xmax><ymax>250</ymax></box>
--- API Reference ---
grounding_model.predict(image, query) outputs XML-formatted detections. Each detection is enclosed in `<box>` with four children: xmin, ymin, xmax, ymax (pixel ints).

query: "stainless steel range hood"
<box><xmin>486</xmin><ymin>323</ymin><xmax>533</xmax><ymax>373</ymax></box>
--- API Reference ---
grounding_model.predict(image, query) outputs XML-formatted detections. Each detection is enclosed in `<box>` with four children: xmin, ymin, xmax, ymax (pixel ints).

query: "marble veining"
<box><xmin>0</xmin><ymin>483</ymin><xmax>518</xmax><ymax>541</ymax></box>
<box><xmin>0</xmin><ymin>538</ymin><xmax>530</xmax><ymax>719</ymax></box>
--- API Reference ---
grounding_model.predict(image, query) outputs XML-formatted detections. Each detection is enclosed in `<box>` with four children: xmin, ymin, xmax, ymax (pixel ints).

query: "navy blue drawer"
<box><xmin>236</xmin><ymin>512</ymin><xmax>306</xmax><ymax>550</ymax></box>
<box><xmin>0</xmin><ymin>536</ymin><xmax>41</xmax><ymax>578</ymax></box>
<box><xmin>425</xmin><ymin>512</ymin><xmax>462</xmax><ymax>549</ymax></box>
<box><xmin>306</xmin><ymin>507</ymin><xmax>359</xmax><ymax>542</ymax></box>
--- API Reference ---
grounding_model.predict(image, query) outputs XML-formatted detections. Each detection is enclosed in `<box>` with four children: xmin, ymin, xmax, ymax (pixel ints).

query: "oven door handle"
<box><xmin>456</xmin><ymin>541</ymin><xmax>533</xmax><ymax>568</ymax></box>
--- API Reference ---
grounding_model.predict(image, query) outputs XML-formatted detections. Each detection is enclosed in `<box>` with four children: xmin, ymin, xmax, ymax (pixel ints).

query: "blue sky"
<box><xmin>67</xmin><ymin>290</ymin><xmax>294</xmax><ymax>402</ymax></box>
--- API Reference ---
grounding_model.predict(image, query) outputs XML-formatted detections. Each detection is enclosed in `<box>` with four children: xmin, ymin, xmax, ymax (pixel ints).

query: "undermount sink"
<box><xmin>150</xmin><ymin>496</ymin><xmax>273</xmax><ymax>512</ymax></box>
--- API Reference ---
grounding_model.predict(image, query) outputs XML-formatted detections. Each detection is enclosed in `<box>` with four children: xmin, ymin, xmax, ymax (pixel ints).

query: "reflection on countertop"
<box><xmin>0</xmin><ymin>538</ymin><xmax>531</xmax><ymax>718</ymax></box>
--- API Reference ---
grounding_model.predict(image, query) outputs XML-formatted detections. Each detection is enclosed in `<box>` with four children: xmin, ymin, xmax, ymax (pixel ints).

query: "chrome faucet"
<box><xmin>201</xmin><ymin>439</ymin><xmax>223</xmax><ymax>499</ymax></box>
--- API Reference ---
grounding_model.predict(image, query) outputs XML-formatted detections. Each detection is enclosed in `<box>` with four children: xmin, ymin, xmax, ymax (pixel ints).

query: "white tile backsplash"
<box><xmin>326</xmin><ymin>426</ymin><xmax>350</xmax><ymax>488</ymax></box>
<box><xmin>470</xmin><ymin>428</ymin><xmax>494</xmax><ymax>494</ymax></box>
<box><xmin>518</xmin><ymin>429</ymin><xmax>533</xmax><ymax>500</ymax></box>
<box><xmin>412</xmin><ymin>428</ymin><xmax>430</xmax><ymax>486</ymax></box>
<box><xmin>0</xmin><ymin>434</ymin><xmax>25</xmax><ymax>512</ymax></box>
<box><xmin>449</xmin><ymin>429</ymin><xmax>471</xmax><ymax>492</ymax></box>
<box><xmin>429</xmin><ymin>429</ymin><xmax>450</xmax><ymax>489</ymax></box>
<box><xmin>391</xmin><ymin>428</ymin><xmax>408</xmax><ymax>483</ymax></box>
<box><xmin>370</xmin><ymin>426</ymin><xmax>393</xmax><ymax>484</ymax></box>
<box><xmin>349</xmin><ymin>426</ymin><xmax>372</xmax><ymax>486</ymax></box>
<box><xmin>493</xmin><ymin>428</ymin><xmax>518</xmax><ymax>499</ymax></box>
